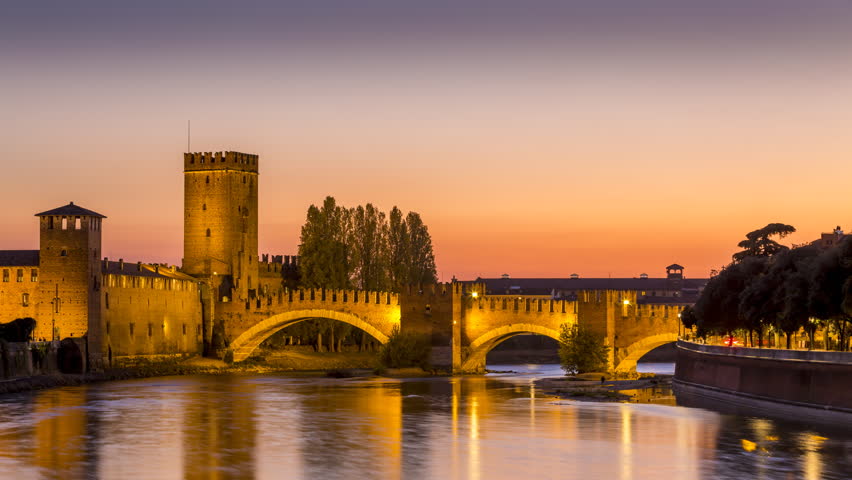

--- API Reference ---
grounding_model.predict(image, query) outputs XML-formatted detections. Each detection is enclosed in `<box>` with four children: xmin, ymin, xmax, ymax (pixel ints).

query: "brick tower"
<box><xmin>34</xmin><ymin>202</ymin><xmax>105</xmax><ymax>355</ymax></box>
<box><xmin>182</xmin><ymin>151</ymin><xmax>259</xmax><ymax>302</ymax></box>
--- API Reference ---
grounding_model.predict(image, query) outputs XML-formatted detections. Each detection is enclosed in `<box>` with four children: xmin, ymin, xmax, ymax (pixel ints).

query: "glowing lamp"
<box><xmin>471</xmin><ymin>292</ymin><xmax>478</xmax><ymax>298</ymax></box>
<box><xmin>623</xmin><ymin>299</ymin><xmax>630</xmax><ymax>305</ymax></box>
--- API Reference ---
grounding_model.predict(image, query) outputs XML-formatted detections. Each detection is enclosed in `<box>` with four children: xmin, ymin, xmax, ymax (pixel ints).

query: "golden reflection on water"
<box><xmin>34</xmin><ymin>388</ymin><xmax>89</xmax><ymax>479</ymax></box>
<box><xmin>0</xmin><ymin>375</ymin><xmax>846</xmax><ymax>480</ymax></box>
<box><xmin>620</xmin><ymin>404</ymin><xmax>632</xmax><ymax>480</ymax></box>
<box><xmin>183</xmin><ymin>381</ymin><xmax>257</xmax><ymax>480</ymax></box>
<box><xmin>799</xmin><ymin>433</ymin><xmax>827</xmax><ymax>480</ymax></box>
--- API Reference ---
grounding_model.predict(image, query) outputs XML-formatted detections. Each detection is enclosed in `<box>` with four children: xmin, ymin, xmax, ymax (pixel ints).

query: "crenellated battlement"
<box><xmin>223</xmin><ymin>286</ymin><xmax>401</xmax><ymax>312</ymax></box>
<box><xmin>183</xmin><ymin>151</ymin><xmax>259</xmax><ymax>173</ymax></box>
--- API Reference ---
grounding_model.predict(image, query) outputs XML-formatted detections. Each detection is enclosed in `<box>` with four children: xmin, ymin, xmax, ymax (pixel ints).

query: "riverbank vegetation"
<box><xmin>682</xmin><ymin>223</ymin><xmax>852</xmax><ymax>351</ymax></box>
<box><xmin>558</xmin><ymin>324</ymin><xmax>610</xmax><ymax>374</ymax></box>
<box><xmin>377</xmin><ymin>326</ymin><xmax>431</xmax><ymax>369</ymax></box>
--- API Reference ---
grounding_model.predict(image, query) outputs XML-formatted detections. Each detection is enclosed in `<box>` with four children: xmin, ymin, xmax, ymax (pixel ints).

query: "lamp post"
<box><xmin>50</xmin><ymin>283</ymin><xmax>61</xmax><ymax>341</ymax></box>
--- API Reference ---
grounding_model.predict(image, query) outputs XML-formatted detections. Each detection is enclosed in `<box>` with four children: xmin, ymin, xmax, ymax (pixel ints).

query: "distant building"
<box><xmin>812</xmin><ymin>226</ymin><xmax>847</xmax><ymax>250</ymax></box>
<box><xmin>476</xmin><ymin>264</ymin><xmax>709</xmax><ymax>305</ymax></box>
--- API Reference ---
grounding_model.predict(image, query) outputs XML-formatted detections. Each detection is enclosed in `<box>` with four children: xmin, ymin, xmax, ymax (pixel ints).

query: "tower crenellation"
<box><xmin>183</xmin><ymin>151</ymin><xmax>259</xmax><ymax>173</ymax></box>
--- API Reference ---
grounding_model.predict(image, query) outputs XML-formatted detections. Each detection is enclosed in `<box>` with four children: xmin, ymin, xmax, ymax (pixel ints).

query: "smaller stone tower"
<box><xmin>34</xmin><ymin>203</ymin><xmax>105</xmax><ymax>358</ymax></box>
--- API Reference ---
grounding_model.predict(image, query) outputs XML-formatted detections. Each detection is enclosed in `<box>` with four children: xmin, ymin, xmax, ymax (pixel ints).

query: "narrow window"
<box><xmin>206</xmin><ymin>228</ymin><xmax>211</xmax><ymax>237</ymax></box>
<box><xmin>75</xmin><ymin>217</ymin><xmax>81</xmax><ymax>230</ymax></box>
<box><xmin>206</xmin><ymin>176</ymin><xmax>210</xmax><ymax>184</ymax></box>
<box><xmin>31</xmin><ymin>269</ymin><xmax>37</xmax><ymax>282</ymax></box>
<box><xmin>242</xmin><ymin>176</ymin><xmax>246</xmax><ymax>184</ymax></box>
<box><xmin>48</xmin><ymin>217</ymin><xmax>54</xmax><ymax>230</ymax></box>
<box><xmin>2</xmin><ymin>270</ymin><xmax>8</xmax><ymax>282</ymax></box>
<box><xmin>129</xmin><ymin>323</ymin><xmax>135</xmax><ymax>336</ymax></box>
<box><xmin>182</xmin><ymin>324</ymin><xmax>187</xmax><ymax>336</ymax></box>
<box><xmin>106</xmin><ymin>321</ymin><xmax>111</xmax><ymax>335</ymax></box>
<box><xmin>202</xmin><ymin>203</ymin><xmax>207</xmax><ymax>211</ymax></box>
<box><xmin>62</xmin><ymin>217</ymin><xmax>68</xmax><ymax>230</ymax></box>
<box><xmin>22</xmin><ymin>293</ymin><xmax>29</xmax><ymax>307</ymax></box>
<box><xmin>60</xmin><ymin>249</ymin><xmax>67</xmax><ymax>257</ymax></box>
<box><xmin>16</xmin><ymin>269</ymin><xmax>23</xmax><ymax>282</ymax></box>
<box><xmin>148</xmin><ymin>323</ymin><xmax>153</xmax><ymax>337</ymax></box>
<box><xmin>105</xmin><ymin>293</ymin><xmax>109</xmax><ymax>309</ymax></box>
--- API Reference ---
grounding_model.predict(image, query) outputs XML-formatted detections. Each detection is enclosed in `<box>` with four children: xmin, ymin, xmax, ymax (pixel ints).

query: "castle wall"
<box><xmin>219</xmin><ymin>287</ymin><xmax>400</xmax><ymax>349</ymax></box>
<box><xmin>462</xmin><ymin>295</ymin><xmax>576</xmax><ymax>345</ymax></box>
<box><xmin>101</xmin><ymin>273</ymin><xmax>202</xmax><ymax>361</ymax></box>
<box><xmin>0</xmin><ymin>266</ymin><xmax>41</xmax><ymax>330</ymax></box>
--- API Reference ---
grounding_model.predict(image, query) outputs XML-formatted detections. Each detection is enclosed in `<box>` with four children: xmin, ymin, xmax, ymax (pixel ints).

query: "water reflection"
<box><xmin>0</xmin><ymin>372</ymin><xmax>850</xmax><ymax>479</ymax></box>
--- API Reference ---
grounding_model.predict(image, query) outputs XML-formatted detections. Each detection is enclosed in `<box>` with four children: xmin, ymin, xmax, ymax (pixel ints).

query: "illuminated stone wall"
<box><xmin>221</xmin><ymin>287</ymin><xmax>402</xmax><ymax>362</ymax></box>
<box><xmin>0</xmin><ymin>265</ymin><xmax>40</xmax><ymax>329</ymax></box>
<box><xmin>101</xmin><ymin>268</ymin><xmax>202</xmax><ymax>362</ymax></box>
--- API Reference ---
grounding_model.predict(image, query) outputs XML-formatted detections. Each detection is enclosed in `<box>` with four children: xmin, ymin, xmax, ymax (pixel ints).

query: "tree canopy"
<box><xmin>732</xmin><ymin>223</ymin><xmax>796</xmax><ymax>262</ymax></box>
<box><xmin>298</xmin><ymin>196</ymin><xmax>438</xmax><ymax>291</ymax></box>
<box><xmin>686</xmin><ymin>224</ymin><xmax>852</xmax><ymax>351</ymax></box>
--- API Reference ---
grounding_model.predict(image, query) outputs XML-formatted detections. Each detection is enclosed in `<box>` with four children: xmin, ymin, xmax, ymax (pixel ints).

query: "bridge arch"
<box><xmin>229</xmin><ymin>309</ymin><xmax>394</xmax><ymax>362</ymax></box>
<box><xmin>613</xmin><ymin>333</ymin><xmax>679</xmax><ymax>373</ymax></box>
<box><xmin>460</xmin><ymin>323</ymin><xmax>563</xmax><ymax>373</ymax></box>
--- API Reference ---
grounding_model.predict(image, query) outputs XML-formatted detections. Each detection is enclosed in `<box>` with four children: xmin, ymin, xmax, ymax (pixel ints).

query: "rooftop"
<box><xmin>34</xmin><ymin>202</ymin><xmax>106</xmax><ymax>218</ymax></box>
<box><xmin>0</xmin><ymin>250</ymin><xmax>39</xmax><ymax>267</ymax></box>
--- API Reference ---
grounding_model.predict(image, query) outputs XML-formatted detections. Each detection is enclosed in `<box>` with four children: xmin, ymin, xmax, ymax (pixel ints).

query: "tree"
<box><xmin>351</xmin><ymin>204</ymin><xmax>390</xmax><ymax>291</ymax></box>
<box><xmin>733</xmin><ymin>223</ymin><xmax>796</xmax><ymax>263</ymax></box>
<box><xmin>809</xmin><ymin>237</ymin><xmax>852</xmax><ymax>351</ymax></box>
<box><xmin>299</xmin><ymin>196</ymin><xmax>352</xmax><ymax>290</ymax></box>
<box><xmin>387</xmin><ymin>206</ymin><xmax>410</xmax><ymax>289</ymax></box>
<box><xmin>0</xmin><ymin>318</ymin><xmax>36</xmax><ymax>342</ymax></box>
<box><xmin>405</xmin><ymin>212</ymin><xmax>438</xmax><ymax>285</ymax></box>
<box><xmin>772</xmin><ymin>246</ymin><xmax>820</xmax><ymax>349</ymax></box>
<box><xmin>558</xmin><ymin>323</ymin><xmax>610</xmax><ymax>374</ymax></box>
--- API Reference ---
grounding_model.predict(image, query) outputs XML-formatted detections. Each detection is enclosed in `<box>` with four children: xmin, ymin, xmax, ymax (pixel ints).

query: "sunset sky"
<box><xmin>2</xmin><ymin>1</ymin><xmax>851</xmax><ymax>281</ymax></box>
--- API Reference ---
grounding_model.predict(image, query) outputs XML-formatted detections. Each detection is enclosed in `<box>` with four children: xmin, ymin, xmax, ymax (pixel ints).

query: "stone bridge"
<box><xmin>213</xmin><ymin>283</ymin><xmax>685</xmax><ymax>372</ymax></box>
<box><xmin>218</xmin><ymin>288</ymin><xmax>402</xmax><ymax>362</ymax></box>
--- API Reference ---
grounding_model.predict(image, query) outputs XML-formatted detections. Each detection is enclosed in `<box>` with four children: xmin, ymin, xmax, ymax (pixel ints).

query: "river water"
<box><xmin>0</xmin><ymin>363</ymin><xmax>850</xmax><ymax>480</ymax></box>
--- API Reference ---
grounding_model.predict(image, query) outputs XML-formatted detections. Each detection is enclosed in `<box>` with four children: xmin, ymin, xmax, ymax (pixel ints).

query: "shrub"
<box><xmin>378</xmin><ymin>326</ymin><xmax>431</xmax><ymax>369</ymax></box>
<box><xmin>558</xmin><ymin>323</ymin><xmax>610</xmax><ymax>375</ymax></box>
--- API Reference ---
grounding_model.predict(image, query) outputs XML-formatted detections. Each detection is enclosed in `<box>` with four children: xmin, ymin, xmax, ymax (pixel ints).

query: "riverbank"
<box><xmin>535</xmin><ymin>373</ymin><xmax>673</xmax><ymax>402</ymax></box>
<box><xmin>0</xmin><ymin>351</ymin><xmax>448</xmax><ymax>395</ymax></box>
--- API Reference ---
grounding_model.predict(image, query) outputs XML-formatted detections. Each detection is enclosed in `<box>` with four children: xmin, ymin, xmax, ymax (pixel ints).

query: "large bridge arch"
<box><xmin>460</xmin><ymin>323</ymin><xmax>563</xmax><ymax>373</ymax></box>
<box><xmin>229</xmin><ymin>309</ymin><xmax>394</xmax><ymax>362</ymax></box>
<box><xmin>613</xmin><ymin>333</ymin><xmax>679</xmax><ymax>373</ymax></box>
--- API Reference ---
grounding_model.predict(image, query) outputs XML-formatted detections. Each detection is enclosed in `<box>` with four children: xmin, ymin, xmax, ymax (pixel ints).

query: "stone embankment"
<box><xmin>674</xmin><ymin>340</ymin><xmax>852</xmax><ymax>421</ymax></box>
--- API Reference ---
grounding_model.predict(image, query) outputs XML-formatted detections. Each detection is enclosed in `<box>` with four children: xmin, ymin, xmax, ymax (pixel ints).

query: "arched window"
<box><xmin>202</xmin><ymin>204</ymin><xmax>207</xmax><ymax>211</ymax></box>
<box><xmin>206</xmin><ymin>228</ymin><xmax>211</xmax><ymax>237</ymax></box>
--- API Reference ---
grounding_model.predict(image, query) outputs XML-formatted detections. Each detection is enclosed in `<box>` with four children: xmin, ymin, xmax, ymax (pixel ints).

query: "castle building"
<box><xmin>0</xmin><ymin>151</ymin><xmax>276</xmax><ymax>368</ymax></box>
